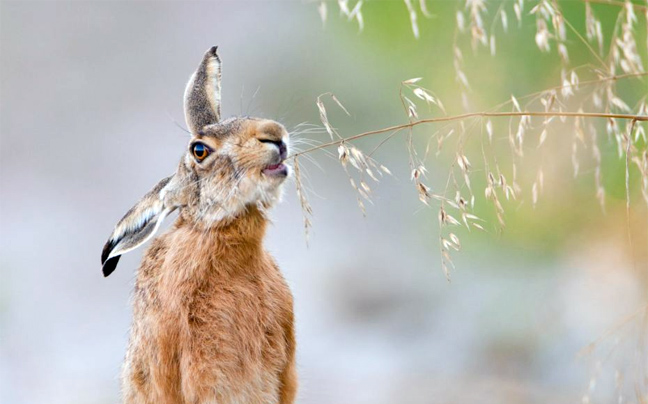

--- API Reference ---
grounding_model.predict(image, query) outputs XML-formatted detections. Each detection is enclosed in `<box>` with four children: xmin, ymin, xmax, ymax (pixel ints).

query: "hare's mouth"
<box><xmin>262</xmin><ymin>163</ymin><xmax>288</xmax><ymax>178</ymax></box>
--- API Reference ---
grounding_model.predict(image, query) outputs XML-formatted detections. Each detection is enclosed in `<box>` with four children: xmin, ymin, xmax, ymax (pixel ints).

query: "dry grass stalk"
<box><xmin>293</xmin><ymin>156</ymin><xmax>313</xmax><ymax>241</ymax></box>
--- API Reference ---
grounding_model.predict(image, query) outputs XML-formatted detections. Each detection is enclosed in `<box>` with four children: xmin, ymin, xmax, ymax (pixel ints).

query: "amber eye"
<box><xmin>192</xmin><ymin>143</ymin><xmax>210</xmax><ymax>162</ymax></box>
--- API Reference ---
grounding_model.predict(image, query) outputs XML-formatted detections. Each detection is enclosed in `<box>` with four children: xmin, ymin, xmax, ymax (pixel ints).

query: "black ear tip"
<box><xmin>102</xmin><ymin>255</ymin><xmax>121</xmax><ymax>277</ymax></box>
<box><xmin>101</xmin><ymin>239</ymin><xmax>116</xmax><ymax>265</ymax></box>
<box><xmin>207</xmin><ymin>46</ymin><xmax>220</xmax><ymax>62</ymax></box>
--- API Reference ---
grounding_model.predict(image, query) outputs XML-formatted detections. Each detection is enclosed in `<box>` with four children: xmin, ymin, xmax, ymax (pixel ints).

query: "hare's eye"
<box><xmin>192</xmin><ymin>143</ymin><xmax>210</xmax><ymax>162</ymax></box>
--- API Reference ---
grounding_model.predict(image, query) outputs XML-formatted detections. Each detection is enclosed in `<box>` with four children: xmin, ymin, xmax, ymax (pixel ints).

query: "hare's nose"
<box><xmin>278</xmin><ymin>141</ymin><xmax>287</xmax><ymax>159</ymax></box>
<box><xmin>260</xmin><ymin>139</ymin><xmax>288</xmax><ymax>160</ymax></box>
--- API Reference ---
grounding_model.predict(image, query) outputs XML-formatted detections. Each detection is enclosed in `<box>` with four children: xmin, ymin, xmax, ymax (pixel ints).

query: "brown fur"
<box><xmin>122</xmin><ymin>207</ymin><xmax>296</xmax><ymax>404</ymax></box>
<box><xmin>102</xmin><ymin>47</ymin><xmax>296</xmax><ymax>403</ymax></box>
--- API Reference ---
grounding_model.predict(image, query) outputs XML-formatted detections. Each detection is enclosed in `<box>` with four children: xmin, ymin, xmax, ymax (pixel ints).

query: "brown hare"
<box><xmin>101</xmin><ymin>46</ymin><xmax>296</xmax><ymax>404</ymax></box>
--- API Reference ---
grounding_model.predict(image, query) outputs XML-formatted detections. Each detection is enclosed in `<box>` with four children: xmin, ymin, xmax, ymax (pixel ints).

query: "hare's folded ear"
<box><xmin>184</xmin><ymin>46</ymin><xmax>222</xmax><ymax>134</ymax></box>
<box><xmin>101</xmin><ymin>176</ymin><xmax>176</xmax><ymax>277</ymax></box>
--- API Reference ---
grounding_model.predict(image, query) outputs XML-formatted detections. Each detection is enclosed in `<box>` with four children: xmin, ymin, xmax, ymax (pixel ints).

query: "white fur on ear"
<box><xmin>205</xmin><ymin>50</ymin><xmax>221</xmax><ymax>120</ymax></box>
<box><xmin>101</xmin><ymin>176</ymin><xmax>175</xmax><ymax>277</ymax></box>
<box><xmin>184</xmin><ymin>46</ymin><xmax>222</xmax><ymax>134</ymax></box>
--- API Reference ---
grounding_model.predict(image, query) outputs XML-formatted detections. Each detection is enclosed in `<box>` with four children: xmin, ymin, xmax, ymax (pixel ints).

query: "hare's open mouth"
<box><xmin>262</xmin><ymin>163</ymin><xmax>288</xmax><ymax>177</ymax></box>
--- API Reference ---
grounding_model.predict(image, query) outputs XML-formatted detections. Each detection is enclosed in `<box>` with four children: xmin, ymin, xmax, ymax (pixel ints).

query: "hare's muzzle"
<box><xmin>262</xmin><ymin>162</ymin><xmax>288</xmax><ymax>178</ymax></box>
<box><xmin>259</xmin><ymin>139</ymin><xmax>289</xmax><ymax>178</ymax></box>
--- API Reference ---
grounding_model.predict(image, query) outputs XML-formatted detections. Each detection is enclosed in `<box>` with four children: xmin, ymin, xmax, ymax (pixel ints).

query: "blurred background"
<box><xmin>1</xmin><ymin>1</ymin><xmax>646</xmax><ymax>404</ymax></box>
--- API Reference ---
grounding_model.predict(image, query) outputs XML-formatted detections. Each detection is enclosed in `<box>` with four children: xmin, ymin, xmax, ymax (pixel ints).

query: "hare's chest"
<box><xmin>130</xmin><ymin>259</ymin><xmax>293</xmax><ymax>402</ymax></box>
<box><xmin>175</xmin><ymin>272</ymin><xmax>292</xmax><ymax>396</ymax></box>
<box><xmin>187</xmin><ymin>276</ymin><xmax>290</xmax><ymax>361</ymax></box>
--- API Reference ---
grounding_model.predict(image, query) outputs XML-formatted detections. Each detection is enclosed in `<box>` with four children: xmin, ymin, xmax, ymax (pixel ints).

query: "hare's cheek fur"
<box><xmin>226</xmin><ymin>137</ymin><xmax>289</xmax><ymax>206</ymax></box>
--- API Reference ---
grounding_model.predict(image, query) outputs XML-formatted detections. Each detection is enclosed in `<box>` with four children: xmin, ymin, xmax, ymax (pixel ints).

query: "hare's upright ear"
<box><xmin>101</xmin><ymin>176</ymin><xmax>176</xmax><ymax>277</ymax></box>
<box><xmin>184</xmin><ymin>46</ymin><xmax>222</xmax><ymax>134</ymax></box>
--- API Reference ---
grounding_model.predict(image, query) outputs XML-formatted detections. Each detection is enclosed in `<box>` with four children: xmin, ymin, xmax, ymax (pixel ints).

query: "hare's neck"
<box><xmin>149</xmin><ymin>206</ymin><xmax>269</xmax><ymax>308</ymax></box>
<box><xmin>209</xmin><ymin>205</ymin><xmax>268</xmax><ymax>247</ymax></box>
<box><xmin>175</xmin><ymin>205</ymin><xmax>268</xmax><ymax>264</ymax></box>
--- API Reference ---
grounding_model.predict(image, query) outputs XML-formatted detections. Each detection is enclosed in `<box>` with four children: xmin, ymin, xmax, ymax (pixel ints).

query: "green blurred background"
<box><xmin>1</xmin><ymin>1</ymin><xmax>646</xmax><ymax>403</ymax></box>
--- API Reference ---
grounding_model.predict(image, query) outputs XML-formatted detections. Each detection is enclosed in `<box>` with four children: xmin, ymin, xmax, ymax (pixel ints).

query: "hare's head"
<box><xmin>101</xmin><ymin>46</ymin><xmax>290</xmax><ymax>277</ymax></box>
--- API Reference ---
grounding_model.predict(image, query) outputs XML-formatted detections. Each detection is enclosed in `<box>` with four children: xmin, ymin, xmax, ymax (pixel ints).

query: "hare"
<box><xmin>101</xmin><ymin>46</ymin><xmax>297</xmax><ymax>404</ymax></box>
